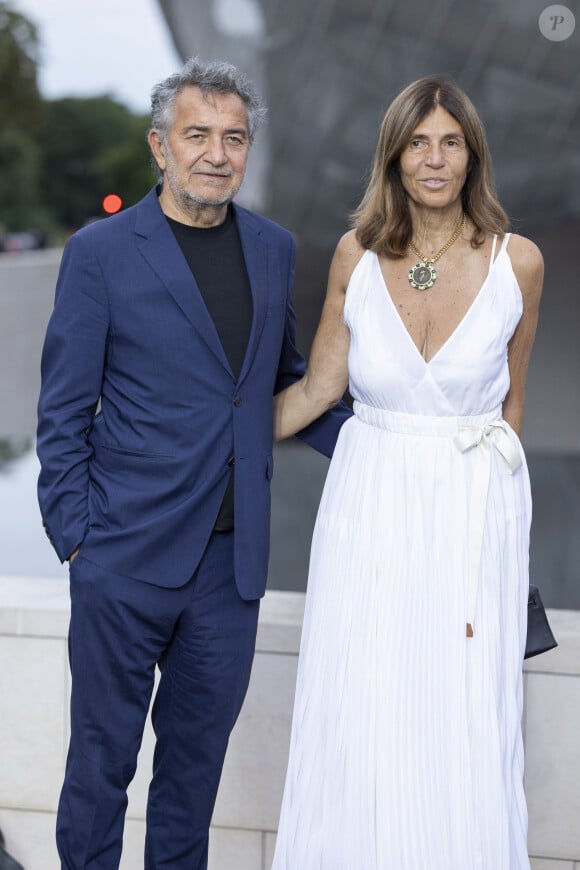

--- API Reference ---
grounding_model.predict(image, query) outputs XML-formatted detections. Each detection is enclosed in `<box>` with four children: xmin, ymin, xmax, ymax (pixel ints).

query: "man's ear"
<box><xmin>148</xmin><ymin>129</ymin><xmax>166</xmax><ymax>170</ymax></box>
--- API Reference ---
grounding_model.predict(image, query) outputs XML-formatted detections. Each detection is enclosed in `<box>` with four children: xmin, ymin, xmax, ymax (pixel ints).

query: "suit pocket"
<box><xmin>101</xmin><ymin>444</ymin><xmax>175</xmax><ymax>461</ymax></box>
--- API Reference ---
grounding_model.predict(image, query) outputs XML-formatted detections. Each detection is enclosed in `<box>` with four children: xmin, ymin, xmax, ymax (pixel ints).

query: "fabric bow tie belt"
<box><xmin>454</xmin><ymin>421</ymin><xmax>523</xmax><ymax>637</ymax></box>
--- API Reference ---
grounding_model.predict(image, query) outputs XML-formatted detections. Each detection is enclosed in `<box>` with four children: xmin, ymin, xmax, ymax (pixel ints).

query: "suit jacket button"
<box><xmin>228</xmin><ymin>456</ymin><xmax>235</xmax><ymax>467</ymax></box>
<box><xmin>233</xmin><ymin>396</ymin><xmax>242</xmax><ymax>407</ymax></box>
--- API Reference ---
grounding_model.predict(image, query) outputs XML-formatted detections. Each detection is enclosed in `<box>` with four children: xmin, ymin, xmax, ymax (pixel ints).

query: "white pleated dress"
<box><xmin>271</xmin><ymin>235</ymin><xmax>532</xmax><ymax>870</ymax></box>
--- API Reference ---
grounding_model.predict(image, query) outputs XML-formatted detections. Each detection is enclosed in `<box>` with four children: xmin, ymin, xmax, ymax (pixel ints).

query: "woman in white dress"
<box><xmin>271</xmin><ymin>76</ymin><xmax>543</xmax><ymax>869</ymax></box>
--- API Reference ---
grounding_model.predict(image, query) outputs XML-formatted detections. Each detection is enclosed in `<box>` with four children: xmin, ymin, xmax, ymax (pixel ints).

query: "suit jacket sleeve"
<box><xmin>37</xmin><ymin>233</ymin><xmax>109</xmax><ymax>562</ymax></box>
<box><xmin>274</xmin><ymin>236</ymin><xmax>352</xmax><ymax>458</ymax></box>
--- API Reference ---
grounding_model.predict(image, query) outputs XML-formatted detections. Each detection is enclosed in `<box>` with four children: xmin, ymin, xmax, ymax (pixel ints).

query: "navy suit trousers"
<box><xmin>57</xmin><ymin>531</ymin><xmax>260</xmax><ymax>869</ymax></box>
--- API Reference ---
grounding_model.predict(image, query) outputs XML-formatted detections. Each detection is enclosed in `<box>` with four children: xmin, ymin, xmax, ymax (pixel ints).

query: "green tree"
<box><xmin>0</xmin><ymin>2</ymin><xmax>48</xmax><ymax>232</ymax></box>
<box><xmin>40</xmin><ymin>97</ymin><xmax>153</xmax><ymax>230</ymax></box>
<box><xmin>0</xmin><ymin>1</ymin><xmax>43</xmax><ymax>132</ymax></box>
<box><xmin>0</xmin><ymin>4</ymin><xmax>153</xmax><ymax>235</ymax></box>
<box><xmin>0</xmin><ymin>127</ymin><xmax>44</xmax><ymax>228</ymax></box>
<box><xmin>97</xmin><ymin>113</ymin><xmax>154</xmax><ymax>205</ymax></box>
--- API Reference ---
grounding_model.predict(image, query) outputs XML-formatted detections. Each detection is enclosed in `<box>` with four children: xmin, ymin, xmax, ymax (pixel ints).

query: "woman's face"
<box><xmin>398</xmin><ymin>105</ymin><xmax>470</xmax><ymax>211</ymax></box>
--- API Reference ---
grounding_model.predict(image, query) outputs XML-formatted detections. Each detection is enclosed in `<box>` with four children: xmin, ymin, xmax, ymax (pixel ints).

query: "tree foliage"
<box><xmin>40</xmin><ymin>98</ymin><xmax>153</xmax><ymax>230</ymax></box>
<box><xmin>0</xmin><ymin>1</ymin><xmax>43</xmax><ymax>132</ymax></box>
<box><xmin>0</xmin><ymin>126</ymin><xmax>45</xmax><ymax>228</ymax></box>
<box><xmin>0</xmin><ymin>2</ymin><xmax>154</xmax><ymax>236</ymax></box>
<box><xmin>0</xmin><ymin>2</ymin><xmax>48</xmax><ymax>231</ymax></box>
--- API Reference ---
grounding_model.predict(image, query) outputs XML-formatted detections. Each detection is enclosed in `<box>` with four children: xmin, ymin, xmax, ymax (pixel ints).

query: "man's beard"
<box><xmin>164</xmin><ymin>149</ymin><xmax>244</xmax><ymax>211</ymax></box>
<box><xmin>177</xmin><ymin>185</ymin><xmax>242</xmax><ymax>209</ymax></box>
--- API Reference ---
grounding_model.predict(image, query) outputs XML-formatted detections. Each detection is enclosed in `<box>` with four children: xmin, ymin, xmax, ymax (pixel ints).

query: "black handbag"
<box><xmin>524</xmin><ymin>584</ymin><xmax>558</xmax><ymax>659</ymax></box>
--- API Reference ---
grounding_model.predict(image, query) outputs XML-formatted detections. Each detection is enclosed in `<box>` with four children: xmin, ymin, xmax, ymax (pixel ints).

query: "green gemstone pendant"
<box><xmin>408</xmin><ymin>262</ymin><xmax>436</xmax><ymax>290</ymax></box>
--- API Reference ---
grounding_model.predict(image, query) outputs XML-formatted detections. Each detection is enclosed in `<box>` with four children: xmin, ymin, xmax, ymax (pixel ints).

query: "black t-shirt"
<box><xmin>167</xmin><ymin>207</ymin><xmax>253</xmax><ymax>530</ymax></box>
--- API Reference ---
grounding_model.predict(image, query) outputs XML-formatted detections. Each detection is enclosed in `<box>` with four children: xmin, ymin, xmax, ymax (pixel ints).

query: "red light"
<box><xmin>102</xmin><ymin>194</ymin><xmax>122</xmax><ymax>214</ymax></box>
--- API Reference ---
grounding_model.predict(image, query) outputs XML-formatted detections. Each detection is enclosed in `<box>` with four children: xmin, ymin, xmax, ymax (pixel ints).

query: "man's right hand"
<box><xmin>68</xmin><ymin>547</ymin><xmax>80</xmax><ymax>564</ymax></box>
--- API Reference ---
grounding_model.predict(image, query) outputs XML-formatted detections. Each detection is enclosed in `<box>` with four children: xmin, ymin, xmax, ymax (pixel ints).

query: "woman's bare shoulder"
<box><xmin>330</xmin><ymin>230</ymin><xmax>367</xmax><ymax>290</ymax></box>
<box><xmin>505</xmin><ymin>233</ymin><xmax>544</xmax><ymax>305</ymax></box>
<box><xmin>506</xmin><ymin>233</ymin><xmax>544</xmax><ymax>282</ymax></box>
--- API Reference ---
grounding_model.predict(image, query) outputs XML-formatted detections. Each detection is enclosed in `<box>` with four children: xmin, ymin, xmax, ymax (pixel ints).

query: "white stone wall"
<box><xmin>0</xmin><ymin>576</ymin><xmax>578</xmax><ymax>870</ymax></box>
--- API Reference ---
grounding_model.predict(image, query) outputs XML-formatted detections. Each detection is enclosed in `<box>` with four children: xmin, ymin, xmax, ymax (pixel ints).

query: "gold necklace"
<box><xmin>408</xmin><ymin>213</ymin><xmax>465</xmax><ymax>290</ymax></box>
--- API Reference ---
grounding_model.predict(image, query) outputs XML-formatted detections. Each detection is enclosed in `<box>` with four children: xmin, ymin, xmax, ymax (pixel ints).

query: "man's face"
<box><xmin>149</xmin><ymin>85</ymin><xmax>250</xmax><ymax>223</ymax></box>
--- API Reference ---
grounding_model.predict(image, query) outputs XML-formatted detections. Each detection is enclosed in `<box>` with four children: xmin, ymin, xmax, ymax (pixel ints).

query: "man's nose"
<box><xmin>205</xmin><ymin>137</ymin><xmax>227</xmax><ymax>164</ymax></box>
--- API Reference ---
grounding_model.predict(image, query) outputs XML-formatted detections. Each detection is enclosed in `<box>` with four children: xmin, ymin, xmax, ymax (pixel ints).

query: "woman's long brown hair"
<box><xmin>352</xmin><ymin>76</ymin><xmax>509</xmax><ymax>258</ymax></box>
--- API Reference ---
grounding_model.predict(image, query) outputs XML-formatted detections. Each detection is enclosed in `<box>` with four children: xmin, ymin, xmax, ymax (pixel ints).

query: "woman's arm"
<box><xmin>274</xmin><ymin>231</ymin><xmax>364</xmax><ymax>441</ymax></box>
<box><xmin>502</xmin><ymin>234</ymin><xmax>544</xmax><ymax>436</ymax></box>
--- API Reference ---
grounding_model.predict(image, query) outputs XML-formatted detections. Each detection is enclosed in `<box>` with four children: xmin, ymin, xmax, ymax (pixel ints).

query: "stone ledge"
<box><xmin>1</xmin><ymin>575</ymin><xmax>579</xmax><ymax>866</ymax></box>
<box><xmin>0</xmin><ymin>576</ymin><xmax>69</xmax><ymax>638</ymax></box>
<box><xmin>0</xmin><ymin>576</ymin><xmax>306</xmax><ymax>651</ymax></box>
<box><xmin>2</xmin><ymin>575</ymin><xmax>576</xmax><ymax>671</ymax></box>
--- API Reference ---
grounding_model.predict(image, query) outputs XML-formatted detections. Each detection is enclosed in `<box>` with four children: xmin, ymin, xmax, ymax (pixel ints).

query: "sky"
<box><xmin>11</xmin><ymin>0</ymin><xmax>182</xmax><ymax>114</ymax></box>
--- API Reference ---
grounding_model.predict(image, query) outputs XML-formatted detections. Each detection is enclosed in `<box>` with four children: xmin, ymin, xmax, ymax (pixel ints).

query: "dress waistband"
<box><xmin>353</xmin><ymin>399</ymin><xmax>523</xmax><ymax>641</ymax></box>
<box><xmin>353</xmin><ymin>400</ymin><xmax>504</xmax><ymax>435</ymax></box>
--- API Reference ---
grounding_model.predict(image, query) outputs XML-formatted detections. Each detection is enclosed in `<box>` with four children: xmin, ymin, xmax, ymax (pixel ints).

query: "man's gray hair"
<box><xmin>149</xmin><ymin>57</ymin><xmax>267</xmax><ymax>178</ymax></box>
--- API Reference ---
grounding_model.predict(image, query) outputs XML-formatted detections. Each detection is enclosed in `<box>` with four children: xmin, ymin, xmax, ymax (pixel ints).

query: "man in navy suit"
<box><xmin>37</xmin><ymin>58</ymin><xmax>350</xmax><ymax>869</ymax></box>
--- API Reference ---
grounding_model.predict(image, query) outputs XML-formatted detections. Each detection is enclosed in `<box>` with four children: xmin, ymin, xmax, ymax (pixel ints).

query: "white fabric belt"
<box><xmin>353</xmin><ymin>401</ymin><xmax>503</xmax><ymax>436</ymax></box>
<box><xmin>353</xmin><ymin>401</ymin><xmax>522</xmax><ymax>637</ymax></box>
<box><xmin>454</xmin><ymin>421</ymin><xmax>522</xmax><ymax>637</ymax></box>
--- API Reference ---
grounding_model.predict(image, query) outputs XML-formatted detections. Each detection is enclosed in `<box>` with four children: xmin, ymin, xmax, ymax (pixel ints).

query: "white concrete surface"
<box><xmin>0</xmin><ymin>575</ymin><xmax>578</xmax><ymax>869</ymax></box>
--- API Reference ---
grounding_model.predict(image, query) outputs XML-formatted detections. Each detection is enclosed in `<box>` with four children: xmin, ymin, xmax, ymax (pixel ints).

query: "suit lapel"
<box><xmin>134</xmin><ymin>189</ymin><xmax>233</xmax><ymax>376</ymax></box>
<box><xmin>233</xmin><ymin>204</ymin><xmax>270</xmax><ymax>385</ymax></box>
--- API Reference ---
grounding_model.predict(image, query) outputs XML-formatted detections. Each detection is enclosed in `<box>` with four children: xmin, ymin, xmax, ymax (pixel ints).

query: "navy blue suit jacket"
<box><xmin>37</xmin><ymin>188</ymin><xmax>351</xmax><ymax>599</ymax></box>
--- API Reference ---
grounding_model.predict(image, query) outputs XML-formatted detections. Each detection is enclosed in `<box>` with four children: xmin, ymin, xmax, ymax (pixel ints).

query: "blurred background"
<box><xmin>0</xmin><ymin>0</ymin><xmax>578</xmax><ymax>607</ymax></box>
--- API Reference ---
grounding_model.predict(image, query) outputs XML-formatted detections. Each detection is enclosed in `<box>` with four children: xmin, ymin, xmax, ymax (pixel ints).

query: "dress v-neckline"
<box><xmin>375</xmin><ymin>245</ymin><xmax>503</xmax><ymax>367</ymax></box>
